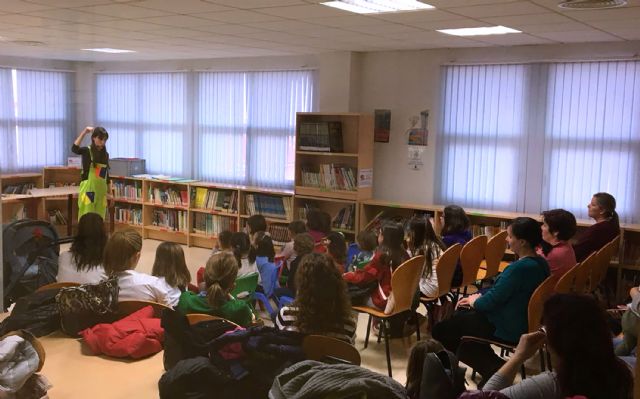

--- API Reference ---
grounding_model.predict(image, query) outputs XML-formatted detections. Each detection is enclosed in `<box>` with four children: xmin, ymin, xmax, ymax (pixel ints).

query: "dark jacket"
<box><xmin>0</xmin><ymin>289</ymin><xmax>60</xmax><ymax>337</ymax></box>
<box><xmin>71</xmin><ymin>144</ymin><xmax>110</xmax><ymax>182</ymax></box>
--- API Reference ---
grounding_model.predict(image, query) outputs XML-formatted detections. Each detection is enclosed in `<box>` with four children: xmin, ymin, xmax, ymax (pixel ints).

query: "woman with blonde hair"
<box><xmin>103</xmin><ymin>229</ymin><xmax>180</xmax><ymax>307</ymax></box>
<box><xmin>177</xmin><ymin>252</ymin><xmax>254</xmax><ymax>327</ymax></box>
<box><xmin>151</xmin><ymin>242</ymin><xmax>192</xmax><ymax>291</ymax></box>
<box><xmin>276</xmin><ymin>253</ymin><xmax>356</xmax><ymax>343</ymax></box>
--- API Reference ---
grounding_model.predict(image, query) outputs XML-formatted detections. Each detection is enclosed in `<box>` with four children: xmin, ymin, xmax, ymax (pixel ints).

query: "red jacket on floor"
<box><xmin>80</xmin><ymin>306</ymin><xmax>164</xmax><ymax>359</ymax></box>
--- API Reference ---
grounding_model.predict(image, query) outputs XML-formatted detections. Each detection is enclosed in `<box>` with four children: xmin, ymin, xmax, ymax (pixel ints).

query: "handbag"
<box><xmin>419</xmin><ymin>350</ymin><xmax>466</xmax><ymax>399</ymax></box>
<box><xmin>56</xmin><ymin>277</ymin><xmax>120</xmax><ymax>336</ymax></box>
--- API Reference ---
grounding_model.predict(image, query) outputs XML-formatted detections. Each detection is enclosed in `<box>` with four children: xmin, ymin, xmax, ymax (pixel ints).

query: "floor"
<box><xmin>32</xmin><ymin>239</ymin><xmax>440</xmax><ymax>398</ymax></box>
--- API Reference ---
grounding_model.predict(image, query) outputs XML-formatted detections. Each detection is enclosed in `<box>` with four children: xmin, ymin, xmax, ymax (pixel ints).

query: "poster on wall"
<box><xmin>406</xmin><ymin>110</ymin><xmax>429</xmax><ymax>146</ymax></box>
<box><xmin>358</xmin><ymin>168</ymin><xmax>373</xmax><ymax>188</ymax></box>
<box><xmin>408</xmin><ymin>146</ymin><xmax>424</xmax><ymax>171</ymax></box>
<box><xmin>374</xmin><ymin>109</ymin><xmax>391</xmax><ymax>143</ymax></box>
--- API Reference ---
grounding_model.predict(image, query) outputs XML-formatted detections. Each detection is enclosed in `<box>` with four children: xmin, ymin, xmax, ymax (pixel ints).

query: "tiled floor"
<box><xmin>39</xmin><ymin>239</ymin><xmax>483</xmax><ymax>398</ymax></box>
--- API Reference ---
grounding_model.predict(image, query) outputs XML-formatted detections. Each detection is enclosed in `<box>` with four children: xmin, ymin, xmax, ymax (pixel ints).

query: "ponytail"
<box><xmin>207</xmin><ymin>282</ymin><xmax>227</xmax><ymax>309</ymax></box>
<box><xmin>204</xmin><ymin>252</ymin><xmax>238</xmax><ymax>311</ymax></box>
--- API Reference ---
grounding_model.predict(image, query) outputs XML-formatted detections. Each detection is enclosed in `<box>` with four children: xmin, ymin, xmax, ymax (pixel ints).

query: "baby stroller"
<box><xmin>3</xmin><ymin>219</ymin><xmax>60</xmax><ymax>310</ymax></box>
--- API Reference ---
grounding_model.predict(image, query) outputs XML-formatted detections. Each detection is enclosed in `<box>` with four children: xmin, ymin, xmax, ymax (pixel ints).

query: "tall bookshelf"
<box><xmin>294</xmin><ymin>112</ymin><xmax>373</xmax><ymax>239</ymax></box>
<box><xmin>1</xmin><ymin>173</ymin><xmax>43</xmax><ymax>222</ymax></box>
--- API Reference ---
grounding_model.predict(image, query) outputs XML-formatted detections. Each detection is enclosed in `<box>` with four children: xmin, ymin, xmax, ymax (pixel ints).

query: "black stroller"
<box><xmin>2</xmin><ymin>219</ymin><xmax>60</xmax><ymax>310</ymax></box>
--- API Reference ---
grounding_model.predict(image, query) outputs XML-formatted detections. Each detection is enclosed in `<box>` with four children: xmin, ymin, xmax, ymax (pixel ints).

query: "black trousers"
<box><xmin>432</xmin><ymin>309</ymin><xmax>507</xmax><ymax>379</ymax></box>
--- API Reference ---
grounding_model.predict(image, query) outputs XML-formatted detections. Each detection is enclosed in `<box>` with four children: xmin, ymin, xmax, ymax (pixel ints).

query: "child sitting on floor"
<box><xmin>151</xmin><ymin>241</ymin><xmax>192</xmax><ymax>292</ymax></box>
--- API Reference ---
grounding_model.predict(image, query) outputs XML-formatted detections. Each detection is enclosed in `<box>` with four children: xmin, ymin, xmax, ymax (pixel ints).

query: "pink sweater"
<box><xmin>536</xmin><ymin>241</ymin><xmax>576</xmax><ymax>278</ymax></box>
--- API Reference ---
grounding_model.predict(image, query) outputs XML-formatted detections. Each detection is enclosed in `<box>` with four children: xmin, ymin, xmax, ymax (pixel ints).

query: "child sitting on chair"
<box><xmin>212</xmin><ymin>230</ymin><xmax>233</xmax><ymax>256</ymax></box>
<box><xmin>348</xmin><ymin>230</ymin><xmax>377</xmax><ymax>272</ymax></box>
<box><xmin>151</xmin><ymin>242</ymin><xmax>192</xmax><ymax>292</ymax></box>
<box><xmin>177</xmin><ymin>252</ymin><xmax>254</xmax><ymax>327</ymax></box>
<box><xmin>103</xmin><ymin>229</ymin><xmax>180</xmax><ymax>307</ymax></box>
<box><xmin>278</xmin><ymin>220</ymin><xmax>307</xmax><ymax>268</ymax></box>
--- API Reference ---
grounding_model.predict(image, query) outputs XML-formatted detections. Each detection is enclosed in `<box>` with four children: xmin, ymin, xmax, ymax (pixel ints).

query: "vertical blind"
<box><xmin>97</xmin><ymin>70</ymin><xmax>316</xmax><ymax>189</ymax></box>
<box><xmin>437</xmin><ymin>61</ymin><xmax>640</xmax><ymax>224</ymax></box>
<box><xmin>0</xmin><ymin>68</ymin><xmax>73</xmax><ymax>173</ymax></box>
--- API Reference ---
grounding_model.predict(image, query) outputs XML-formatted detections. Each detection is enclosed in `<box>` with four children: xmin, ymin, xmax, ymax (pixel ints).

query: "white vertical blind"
<box><xmin>0</xmin><ymin>68</ymin><xmax>73</xmax><ymax>173</ymax></box>
<box><xmin>95</xmin><ymin>72</ymin><xmax>188</xmax><ymax>176</ymax></box>
<box><xmin>438</xmin><ymin>61</ymin><xmax>640</xmax><ymax>224</ymax></box>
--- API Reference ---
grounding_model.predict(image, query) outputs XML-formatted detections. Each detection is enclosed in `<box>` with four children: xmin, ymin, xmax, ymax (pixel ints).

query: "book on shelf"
<box><xmin>193</xmin><ymin>213</ymin><xmax>238</xmax><ymax>236</ymax></box>
<box><xmin>268</xmin><ymin>224</ymin><xmax>291</xmax><ymax>246</ymax></box>
<box><xmin>148</xmin><ymin>187</ymin><xmax>188</xmax><ymax>207</ymax></box>
<box><xmin>48</xmin><ymin>209</ymin><xmax>67</xmax><ymax>225</ymax></box>
<box><xmin>152</xmin><ymin>209</ymin><xmax>188</xmax><ymax>232</ymax></box>
<box><xmin>332</xmin><ymin>204</ymin><xmax>356</xmax><ymax>231</ymax></box>
<box><xmin>113</xmin><ymin>180</ymin><xmax>142</xmax><ymax>201</ymax></box>
<box><xmin>245</xmin><ymin>194</ymin><xmax>292</xmax><ymax>220</ymax></box>
<box><xmin>2</xmin><ymin>183</ymin><xmax>36</xmax><ymax>194</ymax></box>
<box><xmin>363</xmin><ymin>210</ymin><xmax>435</xmax><ymax>233</ymax></box>
<box><xmin>192</xmin><ymin>187</ymin><xmax>238</xmax><ymax>213</ymax></box>
<box><xmin>298</xmin><ymin>121</ymin><xmax>343</xmax><ymax>152</ymax></box>
<box><xmin>114</xmin><ymin>205</ymin><xmax>142</xmax><ymax>225</ymax></box>
<box><xmin>300</xmin><ymin>164</ymin><xmax>357</xmax><ymax>191</ymax></box>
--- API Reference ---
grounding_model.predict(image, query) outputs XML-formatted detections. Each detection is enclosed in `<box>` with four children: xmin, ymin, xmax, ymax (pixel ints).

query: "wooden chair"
<box><xmin>460</xmin><ymin>275</ymin><xmax>557</xmax><ymax>379</ymax></box>
<box><xmin>554</xmin><ymin>262</ymin><xmax>579</xmax><ymax>294</ymax></box>
<box><xmin>116</xmin><ymin>300</ymin><xmax>173</xmax><ymax>318</ymax></box>
<box><xmin>302</xmin><ymin>334</ymin><xmax>361</xmax><ymax>366</ymax></box>
<box><xmin>476</xmin><ymin>231</ymin><xmax>508</xmax><ymax>281</ymax></box>
<box><xmin>456</xmin><ymin>235</ymin><xmax>488</xmax><ymax>293</ymax></box>
<box><xmin>35</xmin><ymin>281</ymin><xmax>81</xmax><ymax>293</ymax></box>
<box><xmin>352</xmin><ymin>255</ymin><xmax>425</xmax><ymax>377</ymax></box>
<box><xmin>186</xmin><ymin>313</ymin><xmax>241</xmax><ymax>328</ymax></box>
<box><xmin>573</xmin><ymin>251</ymin><xmax>597</xmax><ymax>294</ymax></box>
<box><xmin>419</xmin><ymin>244</ymin><xmax>463</xmax><ymax>330</ymax></box>
<box><xmin>588</xmin><ymin>235</ymin><xmax>620</xmax><ymax>293</ymax></box>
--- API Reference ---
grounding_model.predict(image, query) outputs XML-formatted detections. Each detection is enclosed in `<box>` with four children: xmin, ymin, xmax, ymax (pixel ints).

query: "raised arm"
<box><xmin>73</xmin><ymin>126</ymin><xmax>94</xmax><ymax>147</ymax></box>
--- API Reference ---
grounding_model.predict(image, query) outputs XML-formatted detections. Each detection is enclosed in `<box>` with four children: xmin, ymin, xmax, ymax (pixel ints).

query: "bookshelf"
<box><xmin>189</xmin><ymin>182</ymin><xmax>240</xmax><ymax>249</ymax></box>
<box><xmin>43</xmin><ymin>166</ymin><xmax>81</xmax><ymax>236</ymax></box>
<box><xmin>294</xmin><ymin>195</ymin><xmax>358</xmax><ymax>236</ymax></box>
<box><xmin>240</xmin><ymin>187</ymin><xmax>294</xmax><ymax>247</ymax></box>
<box><xmin>1</xmin><ymin>173</ymin><xmax>43</xmax><ymax>222</ymax></box>
<box><xmin>143</xmin><ymin>179</ymin><xmax>190</xmax><ymax>245</ymax></box>
<box><xmin>111</xmin><ymin>175</ymin><xmax>144</xmax><ymax>232</ymax></box>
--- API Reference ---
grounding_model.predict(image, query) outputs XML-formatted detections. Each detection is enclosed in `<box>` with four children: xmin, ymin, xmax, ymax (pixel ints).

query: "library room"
<box><xmin>0</xmin><ymin>0</ymin><xmax>639</xmax><ymax>398</ymax></box>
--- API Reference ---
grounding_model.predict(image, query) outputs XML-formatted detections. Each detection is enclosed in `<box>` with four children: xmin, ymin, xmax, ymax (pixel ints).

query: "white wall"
<box><xmin>356</xmin><ymin>41</ymin><xmax>640</xmax><ymax>205</ymax></box>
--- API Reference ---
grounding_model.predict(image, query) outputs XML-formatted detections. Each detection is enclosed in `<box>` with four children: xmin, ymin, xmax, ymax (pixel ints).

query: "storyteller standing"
<box><xmin>71</xmin><ymin>126</ymin><xmax>110</xmax><ymax>220</ymax></box>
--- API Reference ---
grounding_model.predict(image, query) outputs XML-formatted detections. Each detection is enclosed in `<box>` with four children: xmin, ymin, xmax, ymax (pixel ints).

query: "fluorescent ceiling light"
<box><xmin>82</xmin><ymin>48</ymin><xmax>135</xmax><ymax>53</ymax></box>
<box><xmin>321</xmin><ymin>0</ymin><xmax>434</xmax><ymax>14</ymax></box>
<box><xmin>437</xmin><ymin>25</ymin><xmax>521</xmax><ymax>37</ymax></box>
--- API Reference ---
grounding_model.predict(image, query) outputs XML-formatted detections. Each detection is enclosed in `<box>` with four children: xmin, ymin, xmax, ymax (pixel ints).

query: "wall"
<box><xmin>356</xmin><ymin>41</ymin><xmax>640</xmax><ymax>205</ymax></box>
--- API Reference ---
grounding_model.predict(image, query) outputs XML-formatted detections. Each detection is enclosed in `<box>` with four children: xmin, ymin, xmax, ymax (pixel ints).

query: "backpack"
<box><xmin>420</xmin><ymin>350</ymin><xmax>466</xmax><ymax>399</ymax></box>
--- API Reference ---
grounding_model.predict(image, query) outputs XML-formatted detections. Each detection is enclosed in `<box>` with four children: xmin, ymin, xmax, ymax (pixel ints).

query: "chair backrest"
<box><xmin>432</xmin><ymin>244</ymin><xmax>463</xmax><ymax>298</ymax></box>
<box><xmin>390</xmin><ymin>255</ymin><xmax>425</xmax><ymax>314</ymax></box>
<box><xmin>527</xmin><ymin>276</ymin><xmax>557</xmax><ymax>333</ymax></box>
<box><xmin>573</xmin><ymin>251</ymin><xmax>597</xmax><ymax>294</ymax></box>
<box><xmin>554</xmin><ymin>262</ymin><xmax>579</xmax><ymax>294</ymax></box>
<box><xmin>117</xmin><ymin>300</ymin><xmax>173</xmax><ymax>318</ymax></box>
<box><xmin>302</xmin><ymin>334</ymin><xmax>361</xmax><ymax>366</ymax></box>
<box><xmin>589</xmin><ymin>235</ymin><xmax>621</xmax><ymax>292</ymax></box>
<box><xmin>230</xmin><ymin>272</ymin><xmax>259</xmax><ymax>299</ymax></box>
<box><xmin>483</xmin><ymin>231</ymin><xmax>508</xmax><ymax>279</ymax></box>
<box><xmin>35</xmin><ymin>281</ymin><xmax>81</xmax><ymax>293</ymax></box>
<box><xmin>459</xmin><ymin>235</ymin><xmax>488</xmax><ymax>287</ymax></box>
<box><xmin>186</xmin><ymin>313</ymin><xmax>220</xmax><ymax>325</ymax></box>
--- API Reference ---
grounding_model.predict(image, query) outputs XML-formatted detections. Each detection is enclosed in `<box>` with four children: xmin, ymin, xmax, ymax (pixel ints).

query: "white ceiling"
<box><xmin>0</xmin><ymin>0</ymin><xmax>639</xmax><ymax>61</ymax></box>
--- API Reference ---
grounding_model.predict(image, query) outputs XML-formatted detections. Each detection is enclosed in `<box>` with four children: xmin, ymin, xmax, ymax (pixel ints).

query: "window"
<box><xmin>437</xmin><ymin>61</ymin><xmax>640</xmax><ymax>224</ymax></box>
<box><xmin>196</xmin><ymin>70</ymin><xmax>316</xmax><ymax>188</ymax></box>
<box><xmin>95</xmin><ymin>73</ymin><xmax>188</xmax><ymax>176</ymax></box>
<box><xmin>0</xmin><ymin>68</ymin><xmax>73</xmax><ymax>173</ymax></box>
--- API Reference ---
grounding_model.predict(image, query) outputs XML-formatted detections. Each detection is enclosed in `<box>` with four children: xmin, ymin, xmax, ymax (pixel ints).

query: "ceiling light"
<box><xmin>82</xmin><ymin>48</ymin><xmax>136</xmax><ymax>53</ymax></box>
<box><xmin>321</xmin><ymin>0</ymin><xmax>434</xmax><ymax>14</ymax></box>
<box><xmin>558</xmin><ymin>0</ymin><xmax>627</xmax><ymax>9</ymax></box>
<box><xmin>437</xmin><ymin>26</ymin><xmax>521</xmax><ymax>37</ymax></box>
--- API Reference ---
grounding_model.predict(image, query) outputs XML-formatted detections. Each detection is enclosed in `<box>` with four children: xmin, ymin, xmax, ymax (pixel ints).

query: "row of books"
<box><xmin>114</xmin><ymin>206</ymin><xmax>142</xmax><ymax>225</ymax></box>
<box><xmin>3</xmin><ymin>183</ymin><xmax>35</xmax><ymax>194</ymax></box>
<box><xmin>300</xmin><ymin>164</ymin><xmax>357</xmax><ymax>191</ymax></box>
<box><xmin>298</xmin><ymin>121</ymin><xmax>343</xmax><ymax>152</ymax></box>
<box><xmin>113</xmin><ymin>181</ymin><xmax>143</xmax><ymax>201</ymax></box>
<box><xmin>48</xmin><ymin>209</ymin><xmax>68</xmax><ymax>225</ymax></box>
<box><xmin>245</xmin><ymin>194</ymin><xmax>293</xmax><ymax>220</ymax></box>
<box><xmin>151</xmin><ymin>209</ymin><xmax>188</xmax><ymax>232</ymax></box>
<box><xmin>268</xmin><ymin>224</ymin><xmax>291</xmax><ymax>245</ymax></box>
<box><xmin>193</xmin><ymin>213</ymin><xmax>238</xmax><ymax>236</ymax></box>
<box><xmin>149</xmin><ymin>187</ymin><xmax>188</xmax><ymax>207</ymax></box>
<box><xmin>192</xmin><ymin>187</ymin><xmax>238</xmax><ymax>213</ymax></box>
<box><xmin>332</xmin><ymin>204</ymin><xmax>356</xmax><ymax>231</ymax></box>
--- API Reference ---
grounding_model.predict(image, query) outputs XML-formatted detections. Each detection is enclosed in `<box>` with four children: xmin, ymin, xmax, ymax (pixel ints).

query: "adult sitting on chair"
<box><xmin>537</xmin><ymin>209</ymin><xmax>577</xmax><ymax>279</ymax></box>
<box><xmin>276</xmin><ymin>253</ymin><xmax>357</xmax><ymax>344</ymax></box>
<box><xmin>432</xmin><ymin>217</ymin><xmax>549</xmax><ymax>382</ymax></box>
<box><xmin>482</xmin><ymin>293</ymin><xmax>632</xmax><ymax>399</ymax></box>
<box><xmin>573</xmin><ymin>192</ymin><xmax>620</xmax><ymax>263</ymax></box>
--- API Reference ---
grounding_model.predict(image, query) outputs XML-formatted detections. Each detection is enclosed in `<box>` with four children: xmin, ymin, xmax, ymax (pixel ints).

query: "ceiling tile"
<box><xmin>255</xmin><ymin>5</ymin><xmax>349</xmax><ymax>19</ymax></box>
<box><xmin>518</xmin><ymin>21</ymin><xmax>594</xmax><ymax>33</ymax></box>
<box><xmin>448</xmin><ymin>1</ymin><xmax>551</xmax><ymax>18</ymax></box>
<box><xmin>604</xmin><ymin>28</ymin><xmax>640</xmax><ymax>40</ymax></box>
<box><xmin>481</xmin><ymin>13</ymin><xmax>573</xmax><ymax>26</ymax></box>
<box><xmin>138</xmin><ymin>15</ymin><xmax>214</xmax><ymax>28</ymax></box>
<box><xmin>417</xmin><ymin>0</ymin><xmax>520</xmax><ymax>8</ymax></box>
<box><xmin>92</xmin><ymin>19</ymin><xmax>168</xmax><ymax>31</ymax></box>
<box><xmin>301</xmin><ymin>15</ymin><xmax>384</xmax><ymax>28</ymax></box>
<box><xmin>133</xmin><ymin>0</ymin><xmax>234</xmax><ymax>14</ymax></box>
<box><xmin>0</xmin><ymin>0</ymin><xmax>58</xmax><ymax>13</ymax></box>
<box><xmin>25</xmin><ymin>8</ymin><xmax>117</xmax><ymax>23</ymax></box>
<box><xmin>0</xmin><ymin>14</ymin><xmax>64</xmax><ymax>27</ymax></box>
<box><xmin>473</xmin><ymin>32</ymin><xmax>557</xmax><ymax>45</ymax></box>
<box><xmin>347</xmin><ymin>24</ymin><xmax>426</xmax><ymax>36</ymax></box>
<box><xmin>555</xmin><ymin>5</ymin><xmax>640</xmax><ymax>22</ymax></box>
<box><xmin>197</xmin><ymin>10</ymin><xmax>285</xmax><ymax>23</ymax></box>
<box><xmin>79</xmin><ymin>4</ymin><xmax>172</xmax><ymax>19</ymax></box>
<box><xmin>194</xmin><ymin>24</ymin><xmax>266</xmax><ymax>35</ymax></box>
<box><xmin>412</xmin><ymin>19</ymin><xmax>493</xmax><ymax>31</ymax></box>
<box><xmin>373</xmin><ymin>9</ymin><xmax>463</xmax><ymax>23</ymax></box>
<box><xmin>23</xmin><ymin>0</ymin><xmax>112</xmax><ymax>7</ymax></box>
<box><xmin>535</xmin><ymin>30</ymin><xmax>623</xmax><ymax>43</ymax></box>
<box><xmin>146</xmin><ymin>27</ymin><xmax>217</xmax><ymax>38</ymax></box>
<box><xmin>202</xmin><ymin>0</ymin><xmax>306</xmax><ymax>8</ymax></box>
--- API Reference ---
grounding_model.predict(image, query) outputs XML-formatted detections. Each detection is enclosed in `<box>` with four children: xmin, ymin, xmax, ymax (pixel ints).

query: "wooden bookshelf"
<box><xmin>1</xmin><ymin>173</ymin><xmax>44</xmax><ymax>222</ymax></box>
<box><xmin>294</xmin><ymin>195</ymin><xmax>358</xmax><ymax>236</ymax></box>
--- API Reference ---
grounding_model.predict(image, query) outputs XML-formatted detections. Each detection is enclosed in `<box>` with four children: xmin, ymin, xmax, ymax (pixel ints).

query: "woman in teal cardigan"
<box><xmin>432</xmin><ymin>217</ymin><xmax>550</xmax><ymax>383</ymax></box>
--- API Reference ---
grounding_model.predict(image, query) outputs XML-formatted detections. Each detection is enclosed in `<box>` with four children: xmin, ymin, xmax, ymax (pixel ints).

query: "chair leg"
<box><xmin>364</xmin><ymin>314</ymin><xmax>372</xmax><ymax>349</ymax></box>
<box><xmin>382</xmin><ymin>320</ymin><xmax>392</xmax><ymax>377</ymax></box>
<box><xmin>414</xmin><ymin>311</ymin><xmax>421</xmax><ymax>341</ymax></box>
<box><xmin>377</xmin><ymin>318</ymin><xmax>383</xmax><ymax>344</ymax></box>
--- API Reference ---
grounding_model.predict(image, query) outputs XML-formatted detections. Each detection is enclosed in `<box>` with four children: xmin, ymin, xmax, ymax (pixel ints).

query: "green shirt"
<box><xmin>176</xmin><ymin>291</ymin><xmax>253</xmax><ymax>327</ymax></box>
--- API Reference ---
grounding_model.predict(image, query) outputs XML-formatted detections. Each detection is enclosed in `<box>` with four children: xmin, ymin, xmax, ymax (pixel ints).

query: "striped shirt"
<box><xmin>275</xmin><ymin>306</ymin><xmax>357</xmax><ymax>344</ymax></box>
